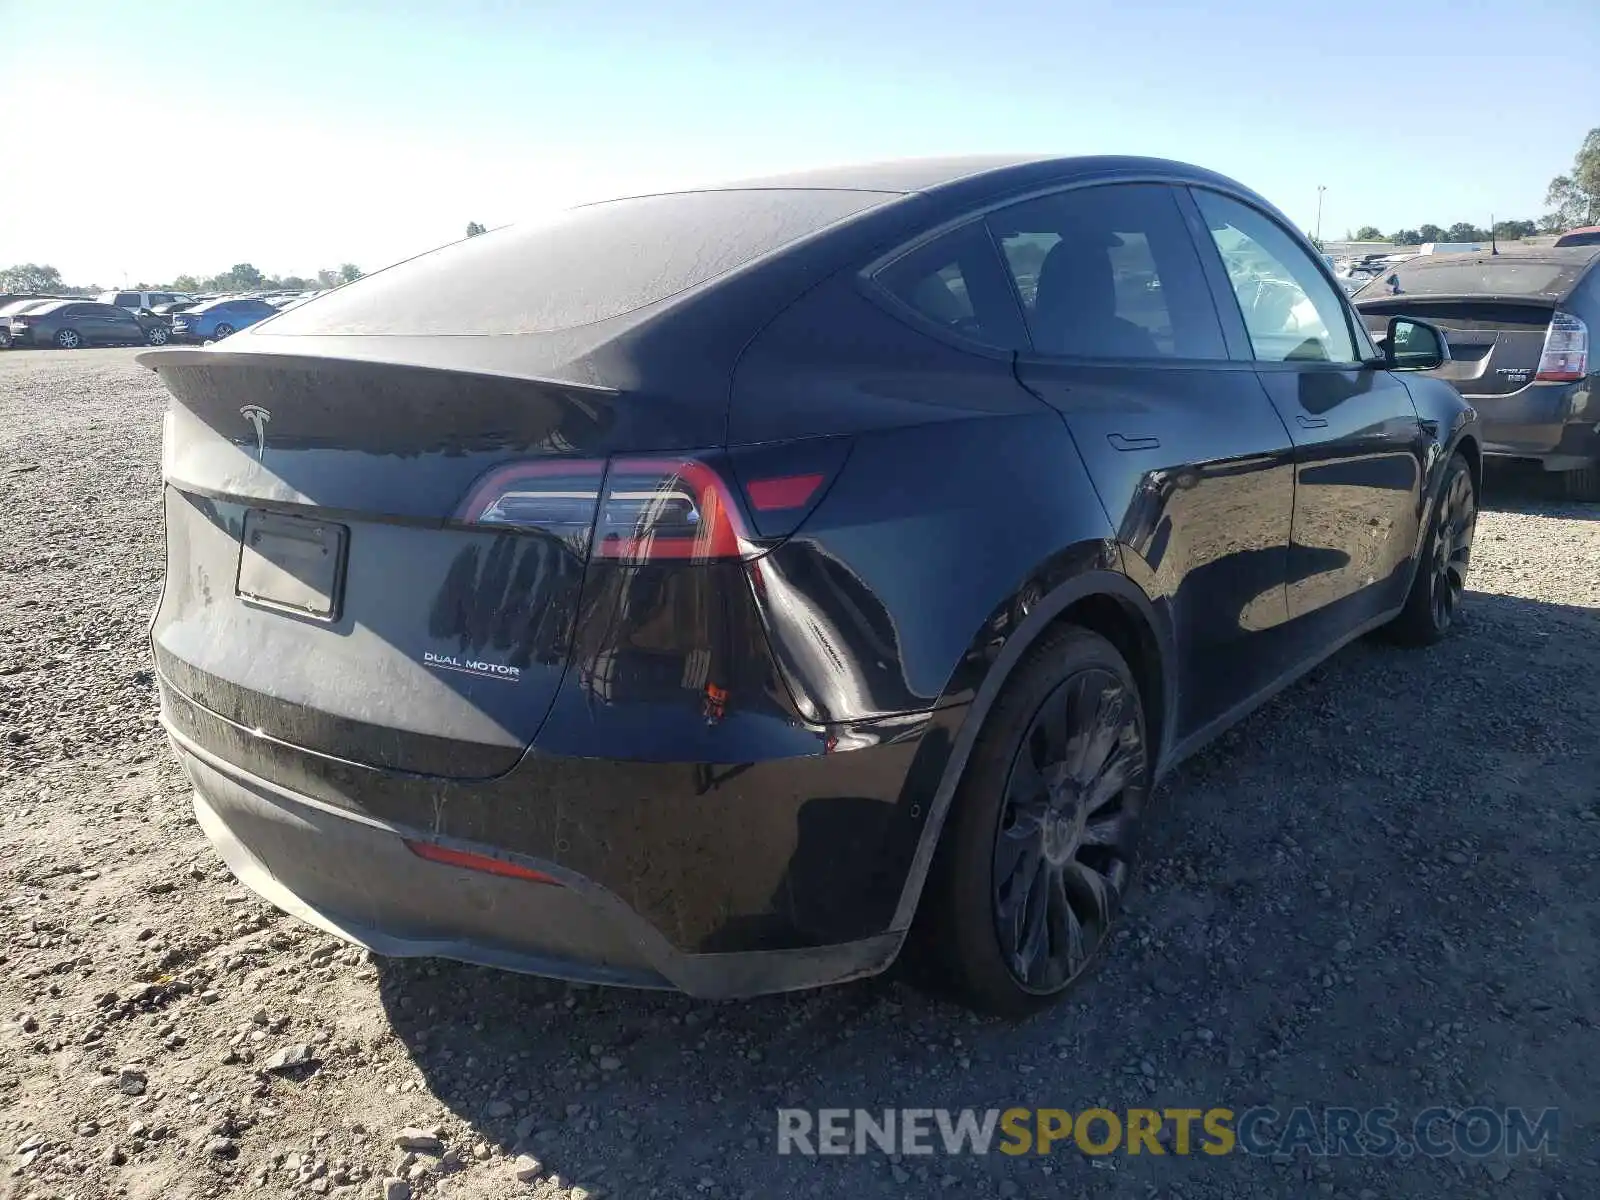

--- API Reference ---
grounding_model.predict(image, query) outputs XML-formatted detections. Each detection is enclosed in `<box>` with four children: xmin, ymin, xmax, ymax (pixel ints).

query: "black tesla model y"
<box><xmin>143</xmin><ymin>156</ymin><xmax>1479</xmax><ymax>1015</ymax></box>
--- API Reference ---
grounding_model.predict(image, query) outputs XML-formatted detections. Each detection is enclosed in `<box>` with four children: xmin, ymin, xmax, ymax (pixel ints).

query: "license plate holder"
<box><xmin>237</xmin><ymin>510</ymin><xmax>348</xmax><ymax>621</ymax></box>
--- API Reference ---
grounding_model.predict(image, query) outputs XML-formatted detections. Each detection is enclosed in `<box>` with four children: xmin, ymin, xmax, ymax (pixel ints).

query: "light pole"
<box><xmin>1315</xmin><ymin>186</ymin><xmax>1326</xmax><ymax>244</ymax></box>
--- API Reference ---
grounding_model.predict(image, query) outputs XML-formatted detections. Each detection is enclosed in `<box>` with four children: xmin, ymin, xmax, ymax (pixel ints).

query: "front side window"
<box><xmin>872</xmin><ymin>222</ymin><xmax>1027</xmax><ymax>350</ymax></box>
<box><xmin>987</xmin><ymin>184</ymin><xmax>1226</xmax><ymax>360</ymax></box>
<box><xmin>113</xmin><ymin>293</ymin><xmax>138</xmax><ymax>308</ymax></box>
<box><xmin>1193</xmin><ymin>190</ymin><xmax>1356</xmax><ymax>364</ymax></box>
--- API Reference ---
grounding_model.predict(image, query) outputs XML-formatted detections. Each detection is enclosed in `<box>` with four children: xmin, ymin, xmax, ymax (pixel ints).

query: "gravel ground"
<box><xmin>2</xmin><ymin>347</ymin><xmax>1598</xmax><ymax>1200</ymax></box>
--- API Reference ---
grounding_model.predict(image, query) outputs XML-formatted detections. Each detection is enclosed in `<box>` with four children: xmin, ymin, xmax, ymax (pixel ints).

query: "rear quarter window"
<box><xmin>259</xmin><ymin>188</ymin><xmax>894</xmax><ymax>337</ymax></box>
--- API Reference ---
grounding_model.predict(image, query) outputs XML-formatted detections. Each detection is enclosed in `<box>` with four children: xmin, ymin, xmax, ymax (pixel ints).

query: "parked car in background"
<box><xmin>1353</xmin><ymin>245</ymin><xmax>1599</xmax><ymax>498</ymax></box>
<box><xmin>99</xmin><ymin>290</ymin><xmax>198</xmax><ymax>313</ymax></box>
<box><xmin>169</xmin><ymin>297</ymin><xmax>280</xmax><ymax>342</ymax></box>
<box><xmin>0</xmin><ymin>297</ymin><xmax>76</xmax><ymax>348</ymax></box>
<box><xmin>8</xmin><ymin>300</ymin><xmax>170</xmax><ymax>348</ymax></box>
<box><xmin>146</xmin><ymin>299</ymin><xmax>200</xmax><ymax>321</ymax></box>
<box><xmin>1554</xmin><ymin>226</ymin><xmax>1600</xmax><ymax>248</ymax></box>
<box><xmin>141</xmin><ymin>154</ymin><xmax>1478</xmax><ymax>1016</ymax></box>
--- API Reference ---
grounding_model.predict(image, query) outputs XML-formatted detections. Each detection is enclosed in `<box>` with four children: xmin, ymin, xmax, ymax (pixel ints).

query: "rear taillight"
<box><xmin>457</xmin><ymin>441</ymin><xmax>848</xmax><ymax>562</ymax></box>
<box><xmin>595</xmin><ymin>456</ymin><xmax>753</xmax><ymax>563</ymax></box>
<box><xmin>455</xmin><ymin>460</ymin><xmax>604</xmax><ymax>554</ymax></box>
<box><xmin>1536</xmin><ymin>311</ymin><xmax>1589</xmax><ymax>382</ymax></box>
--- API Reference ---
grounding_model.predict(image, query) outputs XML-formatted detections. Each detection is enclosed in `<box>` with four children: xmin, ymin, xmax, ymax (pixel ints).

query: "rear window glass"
<box><xmin>259</xmin><ymin>188</ymin><xmax>893</xmax><ymax>337</ymax></box>
<box><xmin>1356</xmin><ymin>258</ymin><xmax>1586</xmax><ymax>300</ymax></box>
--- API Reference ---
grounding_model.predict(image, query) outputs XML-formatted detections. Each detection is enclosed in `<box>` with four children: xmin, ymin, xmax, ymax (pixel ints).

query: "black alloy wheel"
<box><xmin>915</xmin><ymin>626</ymin><xmax>1150</xmax><ymax>1017</ymax></box>
<box><xmin>993</xmin><ymin>666</ymin><xmax>1144</xmax><ymax>994</ymax></box>
<box><xmin>1387</xmin><ymin>451</ymin><xmax>1475</xmax><ymax>645</ymax></box>
<box><xmin>1429</xmin><ymin>463</ymin><xmax>1475</xmax><ymax>631</ymax></box>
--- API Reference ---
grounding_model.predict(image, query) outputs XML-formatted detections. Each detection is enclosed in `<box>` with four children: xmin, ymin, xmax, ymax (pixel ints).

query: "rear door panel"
<box><xmin>1016</xmin><ymin>360</ymin><xmax>1297</xmax><ymax>739</ymax></box>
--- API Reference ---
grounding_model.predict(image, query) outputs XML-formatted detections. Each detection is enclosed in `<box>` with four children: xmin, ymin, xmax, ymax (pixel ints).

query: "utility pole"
<box><xmin>1315</xmin><ymin>186</ymin><xmax>1327</xmax><ymax>244</ymax></box>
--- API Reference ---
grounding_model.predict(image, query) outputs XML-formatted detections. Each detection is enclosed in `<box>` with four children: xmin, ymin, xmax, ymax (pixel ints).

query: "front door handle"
<box><xmin>1295</xmin><ymin>414</ymin><xmax>1329</xmax><ymax>430</ymax></box>
<box><xmin>1107</xmin><ymin>433</ymin><xmax>1161</xmax><ymax>451</ymax></box>
<box><xmin>1419</xmin><ymin>418</ymin><xmax>1440</xmax><ymax>437</ymax></box>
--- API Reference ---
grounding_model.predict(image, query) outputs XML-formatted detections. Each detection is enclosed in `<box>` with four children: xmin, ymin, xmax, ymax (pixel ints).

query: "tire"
<box><xmin>144</xmin><ymin>324</ymin><xmax>170</xmax><ymax>346</ymax></box>
<box><xmin>54</xmin><ymin>327</ymin><xmax>82</xmax><ymax>350</ymax></box>
<box><xmin>1562</xmin><ymin>463</ymin><xmax>1600</xmax><ymax>502</ymax></box>
<box><xmin>1386</xmin><ymin>451</ymin><xmax>1476</xmax><ymax>646</ymax></box>
<box><xmin>212</xmin><ymin>323</ymin><xmax>236</xmax><ymax>340</ymax></box>
<box><xmin>912</xmin><ymin>626</ymin><xmax>1151</xmax><ymax>1018</ymax></box>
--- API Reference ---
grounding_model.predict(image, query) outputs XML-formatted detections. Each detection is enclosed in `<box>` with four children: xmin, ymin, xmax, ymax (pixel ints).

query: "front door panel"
<box><xmin>1256</xmin><ymin>367</ymin><xmax>1425</xmax><ymax>624</ymax></box>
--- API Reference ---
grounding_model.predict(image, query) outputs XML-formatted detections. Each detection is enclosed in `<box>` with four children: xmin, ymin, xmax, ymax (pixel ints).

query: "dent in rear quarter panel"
<box><xmin>747</xmin><ymin>411</ymin><xmax>1120</xmax><ymax>723</ymax></box>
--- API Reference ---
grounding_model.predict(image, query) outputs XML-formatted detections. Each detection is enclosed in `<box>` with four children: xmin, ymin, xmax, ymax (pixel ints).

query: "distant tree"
<box><xmin>0</xmin><ymin>263</ymin><xmax>64</xmax><ymax>292</ymax></box>
<box><xmin>171</xmin><ymin>274</ymin><xmax>201</xmax><ymax>292</ymax></box>
<box><xmin>1389</xmin><ymin>229</ymin><xmax>1422</xmax><ymax>246</ymax></box>
<box><xmin>1492</xmin><ymin>219</ymin><xmax>1538</xmax><ymax>241</ymax></box>
<box><xmin>1417</xmin><ymin>223</ymin><xmax>1445</xmax><ymax>243</ymax></box>
<box><xmin>1538</xmin><ymin>212</ymin><xmax>1567</xmax><ymax>234</ymax></box>
<box><xmin>208</xmin><ymin>263</ymin><xmax>265</xmax><ymax>292</ymax></box>
<box><xmin>1445</xmin><ymin>222</ymin><xmax>1486</xmax><ymax>242</ymax></box>
<box><xmin>315</xmin><ymin>268</ymin><xmax>340</xmax><ymax>289</ymax></box>
<box><xmin>337</xmin><ymin>263</ymin><xmax>363</xmax><ymax>284</ymax></box>
<box><xmin>1354</xmin><ymin>225</ymin><xmax>1384</xmax><ymax>241</ymax></box>
<box><xmin>1306</xmin><ymin>234</ymin><xmax>1325</xmax><ymax>252</ymax></box>
<box><xmin>278</xmin><ymin>275</ymin><xmax>312</xmax><ymax>290</ymax></box>
<box><xmin>1545</xmin><ymin>127</ymin><xmax>1600</xmax><ymax>229</ymax></box>
<box><xmin>466</xmin><ymin>221</ymin><xmax>487</xmax><ymax>237</ymax></box>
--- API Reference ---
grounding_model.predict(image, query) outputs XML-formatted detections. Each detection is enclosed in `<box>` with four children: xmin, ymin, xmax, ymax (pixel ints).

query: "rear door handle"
<box><xmin>1295</xmin><ymin>414</ymin><xmax>1329</xmax><ymax>429</ymax></box>
<box><xmin>1107</xmin><ymin>433</ymin><xmax>1161</xmax><ymax>451</ymax></box>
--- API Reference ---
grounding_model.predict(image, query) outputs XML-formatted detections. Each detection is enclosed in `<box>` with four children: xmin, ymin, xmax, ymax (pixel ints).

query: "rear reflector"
<box><xmin>404</xmin><ymin>840</ymin><xmax>561</xmax><ymax>885</ymax></box>
<box><xmin>1536</xmin><ymin>310</ymin><xmax>1588</xmax><ymax>382</ymax></box>
<box><xmin>745</xmin><ymin>473</ymin><xmax>825</xmax><ymax>511</ymax></box>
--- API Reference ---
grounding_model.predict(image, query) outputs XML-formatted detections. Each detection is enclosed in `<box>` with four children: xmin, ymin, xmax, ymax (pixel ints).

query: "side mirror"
<box><xmin>1383</xmin><ymin>316</ymin><xmax>1449</xmax><ymax>371</ymax></box>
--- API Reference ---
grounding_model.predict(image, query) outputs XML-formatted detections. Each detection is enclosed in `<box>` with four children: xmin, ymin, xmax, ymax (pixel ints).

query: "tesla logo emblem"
<box><xmin>239</xmin><ymin>405</ymin><xmax>271</xmax><ymax>458</ymax></box>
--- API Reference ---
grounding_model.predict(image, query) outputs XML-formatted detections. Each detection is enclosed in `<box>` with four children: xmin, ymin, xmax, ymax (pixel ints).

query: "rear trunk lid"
<box><xmin>1355</xmin><ymin>297</ymin><xmax>1557</xmax><ymax>396</ymax></box>
<box><xmin>147</xmin><ymin>350</ymin><xmax>647</xmax><ymax>780</ymax></box>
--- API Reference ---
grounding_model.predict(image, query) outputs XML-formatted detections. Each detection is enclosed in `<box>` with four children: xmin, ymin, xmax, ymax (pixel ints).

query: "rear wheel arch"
<box><xmin>888</xmin><ymin>568</ymin><xmax>1172</xmax><ymax>933</ymax></box>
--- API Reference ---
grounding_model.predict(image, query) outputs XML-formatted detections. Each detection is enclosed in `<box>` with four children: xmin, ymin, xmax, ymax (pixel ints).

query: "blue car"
<box><xmin>170</xmin><ymin>298</ymin><xmax>279</xmax><ymax>342</ymax></box>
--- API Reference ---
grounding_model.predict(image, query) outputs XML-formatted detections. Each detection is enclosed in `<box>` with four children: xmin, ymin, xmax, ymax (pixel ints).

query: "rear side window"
<box><xmin>872</xmin><ymin>222</ymin><xmax>1028</xmax><ymax>350</ymax></box>
<box><xmin>260</xmin><ymin>188</ymin><xmax>894</xmax><ymax>337</ymax></box>
<box><xmin>113</xmin><ymin>293</ymin><xmax>138</xmax><ymax>307</ymax></box>
<box><xmin>987</xmin><ymin>184</ymin><xmax>1227</xmax><ymax>360</ymax></box>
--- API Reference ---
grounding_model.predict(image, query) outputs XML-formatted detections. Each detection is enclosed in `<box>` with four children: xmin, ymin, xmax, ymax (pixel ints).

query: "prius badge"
<box><xmin>239</xmin><ymin>405</ymin><xmax>271</xmax><ymax>458</ymax></box>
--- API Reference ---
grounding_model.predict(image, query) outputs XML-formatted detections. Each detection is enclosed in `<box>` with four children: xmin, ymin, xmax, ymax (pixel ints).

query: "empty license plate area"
<box><xmin>236</xmin><ymin>510</ymin><xmax>348</xmax><ymax>621</ymax></box>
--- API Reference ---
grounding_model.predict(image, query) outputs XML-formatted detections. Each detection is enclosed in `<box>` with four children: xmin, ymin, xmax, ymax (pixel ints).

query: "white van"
<box><xmin>98</xmin><ymin>290</ymin><xmax>198</xmax><ymax>313</ymax></box>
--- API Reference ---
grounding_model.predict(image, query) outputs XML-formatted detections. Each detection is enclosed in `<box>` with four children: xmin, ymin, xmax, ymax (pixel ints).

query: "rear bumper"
<box><xmin>172</xmin><ymin>727</ymin><xmax>905</xmax><ymax>998</ymax></box>
<box><xmin>1468</xmin><ymin>379</ymin><xmax>1597</xmax><ymax>465</ymax></box>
